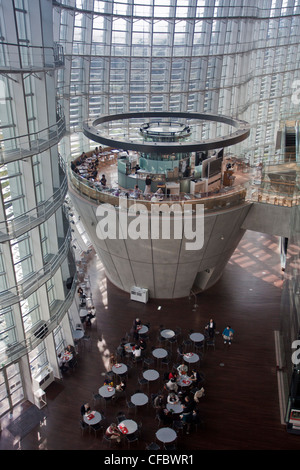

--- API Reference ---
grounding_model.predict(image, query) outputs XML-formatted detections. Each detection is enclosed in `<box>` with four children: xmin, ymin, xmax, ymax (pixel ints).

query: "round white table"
<box><xmin>137</xmin><ymin>325</ymin><xmax>148</xmax><ymax>335</ymax></box>
<box><xmin>189</xmin><ymin>332</ymin><xmax>205</xmax><ymax>343</ymax></box>
<box><xmin>118</xmin><ymin>419</ymin><xmax>138</xmax><ymax>435</ymax></box>
<box><xmin>131</xmin><ymin>392</ymin><xmax>148</xmax><ymax>406</ymax></box>
<box><xmin>112</xmin><ymin>363</ymin><xmax>128</xmax><ymax>375</ymax></box>
<box><xmin>152</xmin><ymin>348</ymin><xmax>168</xmax><ymax>359</ymax></box>
<box><xmin>83</xmin><ymin>410</ymin><xmax>102</xmax><ymax>425</ymax></box>
<box><xmin>183</xmin><ymin>352</ymin><xmax>200</xmax><ymax>364</ymax></box>
<box><xmin>177</xmin><ymin>376</ymin><xmax>192</xmax><ymax>387</ymax></box>
<box><xmin>160</xmin><ymin>329</ymin><xmax>175</xmax><ymax>339</ymax></box>
<box><xmin>73</xmin><ymin>330</ymin><xmax>84</xmax><ymax>340</ymax></box>
<box><xmin>156</xmin><ymin>427</ymin><xmax>177</xmax><ymax>443</ymax></box>
<box><xmin>166</xmin><ymin>403</ymin><xmax>183</xmax><ymax>414</ymax></box>
<box><xmin>143</xmin><ymin>369</ymin><xmax>159</xmax><ymax>382</ymax></box>
<box><xmin>124</xmin><ymin>342</ymin><xmax>134</xmax><ymax>353</ymax></box>
<box><xmin>62</xmin><ymin>352</ymin><xmax>73</xmax><ymax>363</ymax></box>
<box><xmin>79</xmin><ymin>308</ymin><xmax>88</xmax><ymax>318</ymax></box>
<box><xmin>99</xmin><ymin>385</ymin><xmax>115</xmax><ymax>398</ymax></box>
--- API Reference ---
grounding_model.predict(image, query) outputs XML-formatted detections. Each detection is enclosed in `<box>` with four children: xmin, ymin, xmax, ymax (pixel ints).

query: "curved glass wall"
<box><xmin>0</xmin><ymin>0</ymin><xmax>76</xmax><ymax>415</ymax></box>
<box><xmin>54</xmin><ymin>0</ymin><xmax>300</xmax><ymax>163</ymax></box>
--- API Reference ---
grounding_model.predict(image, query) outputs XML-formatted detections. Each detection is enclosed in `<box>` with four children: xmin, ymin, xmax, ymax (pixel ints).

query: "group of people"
<box><xmin>125</xmin><ymin>183</ymin><xmax>165</xmax><ymax>202</ymax></box>
<box><xmin>71</xmin><ymin>148</ymin><xmax>109</xmax><ymax>188</ymax></box>
<box><xmin>77</xmin><ymin>286</ymin><xmax>96</xmax><ymax>326</ymax></box>
<box><xmin>71</xmin><ymin>152</ymin><xmax>99</xmax><ymax>181</ymax></box>
<box><xmin>131</xmin><ymin>317</ymin><xmax>144</xmax><ymax>341</ymax></box>
<box><xmin>204</xmin><ymin>318</ymin><xmax>234</xmax><ymax>345</ymax></box>
<box><xmin>79</xmin><ymin>315</ymin><xmax>235</xmax><ymax>445</ymax></box>
<box><xmin>154</xmin><ymin>388</ymin><xmax>203</xmax><ymax>434</ymax></box>
<box><xmin>116</xmin><ymin>337</ymin><xmax>147</xmax><ymax>361</ymax></box>
<box><xmin>149</xmin><ymin>356</ymin><xmax>206</xmax><ymax>434</ymax></box>
<box><xmin>58</xmin><ymin>344</ymin><xmax>76</xmax><ymax>373</ymax></box>
<box><xmin>80</xmin><ymin>403</ymin><xmax>125</xmax><ymax>444</ymax></box>
<box><xmin>71</xmin><ymin>148</ymin><xmax>176</xmax><ymax>202</ymax></box>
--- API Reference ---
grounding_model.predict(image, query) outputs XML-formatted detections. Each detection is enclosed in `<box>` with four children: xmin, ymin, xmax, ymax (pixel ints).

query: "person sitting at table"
<box><xmin>168</xmin><ymin>370</ymin><xmax>178</xmax><ymax>381</ymax></box>
<box><xmin>133</xmin><ymin>163</ymin><xmax>140</xmax><ymax>174</ymax></box>
<box><xmin>91</xmin><ymin>168</ymin><xmax>98</xmax><ymax>179</ymax></box>
<box><xmin>104</xmin><ymin>378</ymin><xmax>114</xmax><ymax>386</ymax></box>
<box><xmin>165</xmin><ymin>378</ymin><xmax>178</xmax><ymax>393</ymax></box>
<box><xmin>153</xmin><ymin>394</ymin><xmax>164</xmax><ymax>409</ymax></box>
<box><xmin>105</xmin><ymin>423</ymin><xmax>122</xmax><ymax>443</ymax></box>
<box><xmin>176</xmin><ymin>345</ymin><xmax>184</xmax><ymax>361</ymax></box>
<box><xmin>116</xmin><ymin>379</ymin><xmax>126</xmax><ymax>392</ymax></box>
<box><xmin>190</xmin><ymin>369</ymin><xmax>201</xmax><ymax>386</ymax></box>
<box><xmin>77</xmin><ymin>286</ymin><xmax>84</xmax><ymax>297</ymax></box>
<box><xmin>167</xmin><ymin>392</ymin><xmax>180</xmax><ymax>405</ymax></box>
<box><xmin>132</xmin><ymin>345</ymin><xmax>141</xmax><ymax>359</ymax></box>
<box><xmin>183</xmin><ymin>165</ymin><xmax>191</xmax><ymax>178</ymax></box>
<box><xmin>157</xmin><ymin>407</ymin><xmax>173</xmax><ymax>426</ymax></box>
<box><xmin>116</xmin><ymin>342</ymin><xmax>126</xmax><ymax>358</ymax></box>
<box><xmin>154</xmin><ymin>187</ymin><xmax>164</xmax><ymax>201</ymax></box>
<box><xmin>100</xmin><ymin>174</ymin><xmax>107</xmax><ymax>187</ymax></box>
<box><xmin>138</xmin><ymin>338</ymin><xmax>147</xmax><ymax>351</ymax></box>
<box><xmin>177</xmin><ymin>362</ymin><xmax>188</xmax><ymax>375</ymax></box>
<box><xmin>65</xmin><ymin>344</ymin><xmax>75</xmax><ymax>355</ymax></box>
<box><xmin>88</xmin><ymin>306</ymin><xmax>96</xmax><ymax>319</ymax></box>
<box><xmin>133</xmin><ymin>184</ymin><xmax>142</xmax><ymax>198</ymax></box>
<box><xmin>84</xmin><ymin>307</ymin><xmax>95</xmax><ymax>327</ymax></box>
<box><xmin>80</xmin><ymin>402</ymin><xmax>91</xmax><ymax>416</ymax></box>
<box><xmin>58</xmin><ymin>353</ymin><xmax>68</xmax><ymax>373</ymax></box>
<box><xmin>109</xmin><ymin>353</ymin><xmax>117</xmax><ymax>367</ymax></box>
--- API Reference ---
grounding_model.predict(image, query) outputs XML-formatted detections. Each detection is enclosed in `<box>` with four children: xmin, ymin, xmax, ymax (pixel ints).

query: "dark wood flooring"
<box><xmin>1</xmin><ymin>229</ymin><xmax>300</xmax><ymax>454</ymax></box>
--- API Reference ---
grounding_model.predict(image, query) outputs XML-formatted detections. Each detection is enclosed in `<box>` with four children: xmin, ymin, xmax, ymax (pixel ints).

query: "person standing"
<box><xmin>144</xmin><ymin>175</ymin><xmax>152</xmax><ymax>194</ymax></box>
<box><xmin>205</xmin><ymin>318</ymin><xmax>216</xmax><ymax>338</ymax></box>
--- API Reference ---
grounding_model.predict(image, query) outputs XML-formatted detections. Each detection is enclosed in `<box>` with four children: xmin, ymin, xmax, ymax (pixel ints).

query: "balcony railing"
<box><xmin>0</xmin><ymin>42</ymin><xmax>64</xmax><ymax>73</ymax></box>
<box><xmin>69</xmin><ymin>150</ymin><xmax>300</xmax><ymax>212</ymax></box>
<box><xmin>0</xmin><ymin>225</ymin><xmax>72</xmax><ymax>309</ymax></box>
<box><xmin>69</xmin><ymin>165</ymin><xmax>250</xmax><ymax>213</ymax></box>
<box><xmin>0</xmin><ymin>155</ymin><xmax>68</xmax><ymax>242</ymax></box>
<box><xmin>0</xmin><ymin>272</ymin><xmax>77</xmax><ymax>369</ymax></box>
<box><xmin>0</xmin><ymin>108</ymin><xmax>66</xmax><ymax>164</ymax></box>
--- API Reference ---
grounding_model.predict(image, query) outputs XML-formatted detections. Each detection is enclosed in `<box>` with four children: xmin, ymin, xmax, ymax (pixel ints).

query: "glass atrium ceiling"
<box><xmin>53</xmin><ymin>0</ymin><xmax>300</xmax><ymax>161</ymax></box>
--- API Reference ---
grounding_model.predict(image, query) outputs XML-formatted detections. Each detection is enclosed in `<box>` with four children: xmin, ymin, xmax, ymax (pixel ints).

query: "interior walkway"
<box><xmin>0</xmin><ymin>229</ymin><xmax>299</xmax><ymax>452</ymax></box>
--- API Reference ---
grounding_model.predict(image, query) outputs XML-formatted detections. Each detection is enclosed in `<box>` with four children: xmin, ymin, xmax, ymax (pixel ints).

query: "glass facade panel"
<box><xmin>0</xmin><ymin>364</ymin><xmax>23</xmax><ymax>416</ymax></box>
<box><xmin>0</xmin><ymin>0</ymin><xmax>77</xmax><ymax>412</ymax></box>
<box><xmin>21</xmin><ymin>292</ymin><xmax>40</xmax><ymax>334</ymax></box>
<box><xmin>51</xmin><ymin>0</ymin><xmax>300</xmax><ymax>159</ymax></box>
<box><xmin>29</xmin><ymin>342</ymin><xmax>48</xmax><ymax>375</ymax></box>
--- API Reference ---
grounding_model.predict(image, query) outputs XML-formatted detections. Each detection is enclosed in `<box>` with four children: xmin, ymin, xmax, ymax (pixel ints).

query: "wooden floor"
<box><xmin>1</xmin><ymin>229</ymin><xmax>300</xmax><ymax>453</ymax></box>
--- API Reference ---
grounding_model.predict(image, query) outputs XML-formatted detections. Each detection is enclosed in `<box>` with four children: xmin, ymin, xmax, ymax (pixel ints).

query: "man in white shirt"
<box><xmin>177</xmin><ymin>362</ymin><xmax>188</xmax><ymax>375</ymax></box>
<box><xmin>132</xmin><ymin>346</ymin><xmax>141</xmax><ymax>358</ymax></box>
<box><xmin>165</xmin><ymin>378</ymin><xmax>178</xmax><ymax>393</ymax></box>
